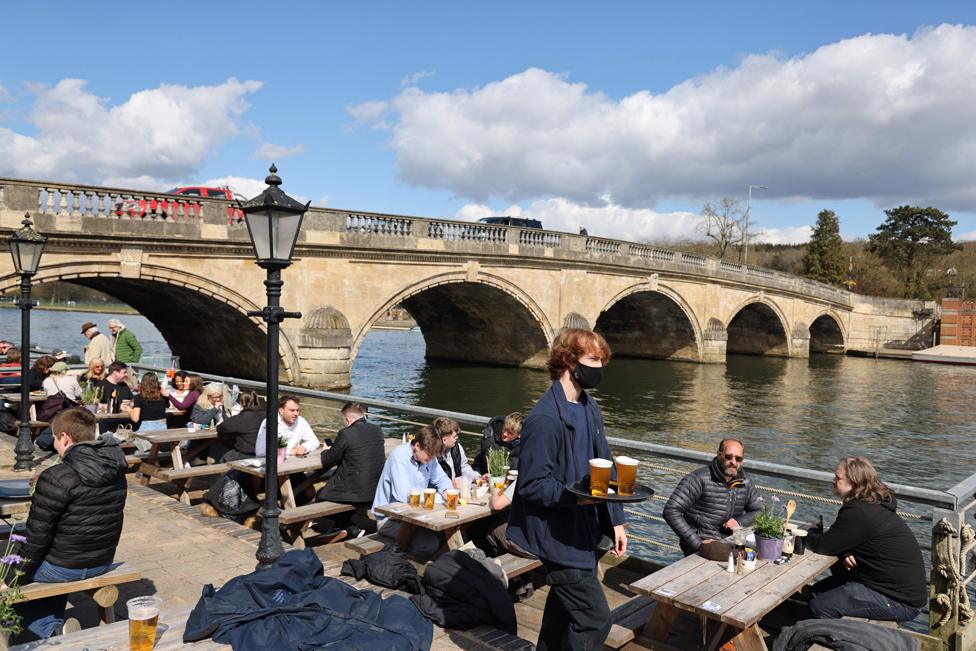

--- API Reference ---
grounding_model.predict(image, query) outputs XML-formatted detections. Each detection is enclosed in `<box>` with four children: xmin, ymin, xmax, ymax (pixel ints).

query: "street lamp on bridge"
<box><xmin>741</xmin><ymin>184</ymin><xmax>767</xmax><ymax>266</ymax></box>
<box><xmin>7</xmin><ymin>213</ymin><xmax>47</xmax><ymax>471</ymax></box>
<box><xmin>239</xmin><ymin>164</ymin><xmax>310</xmax><ymax>567</ymax></box>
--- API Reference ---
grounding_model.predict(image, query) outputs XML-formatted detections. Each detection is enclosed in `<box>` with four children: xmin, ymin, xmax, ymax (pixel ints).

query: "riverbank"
<box><xmin>0</xmin><ymin>302</ymin><xmax>138</xmax><ymax>315</ymax></box>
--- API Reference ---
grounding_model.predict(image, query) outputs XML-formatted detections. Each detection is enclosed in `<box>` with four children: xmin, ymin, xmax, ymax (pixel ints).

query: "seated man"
<box><xmin>16</xmin><ymin>408</ymin><xmax>128</xmax><ymax>639</ymax></box>
<box><xmin>96</xmin><ymin>361</ymin><xmax>133</xmax><ymax>434</ymax></box>
<box><xmin>806</xmin><ymin>456</ymin><xmax>926</xmax><ymax>622</ymax></box>
<box><xmin>372</xmin><ymin>425</ymin><xmax>452</xmax><ymax>556</ymax></box>
<box><xmin>432</xmin><ymin>417</ymin><xmax>486</xmax><ymax>489</ymax></box>
<box><xmin>469</xmin><ymin>470</ymin><xmax>536</xmax><ymax>560</ymax></box>
<box><xmin>254</xmin><ymin>395</ymin><xmax>320</xmax><ymax>457</ymax></box>
<box><xmin>473</xmin><ymin>412</ymin><xmax>523</xmax><ymax>474</ymax></box>
<box><xmin>663</xmin><ymin>438</ymin><xmax>762</xmax><ymax>558</ymax></box>
<box><xmin>314</xmin><ymin>402</ymin><xmax>386</xmax><ymax>543</ymax></box>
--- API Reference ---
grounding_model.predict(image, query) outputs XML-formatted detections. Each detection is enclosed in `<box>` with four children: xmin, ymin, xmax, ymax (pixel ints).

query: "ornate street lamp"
<box><xmin>239</xmin><ymin>165</ymin><xmax>309</xmax><ymax>566</ymax></box>
<box><xmin>7</xmin><ymin>214</ymin><xmax>47</xmax><ymax>471</ymax></box>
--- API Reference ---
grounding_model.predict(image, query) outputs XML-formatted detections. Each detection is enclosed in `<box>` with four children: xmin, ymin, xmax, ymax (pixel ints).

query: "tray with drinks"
<box><xmin>565</xmin><ymin>455</ymin><xmax>654</xmax><ymax>503</ymax></box>
<box><xmin>566</xmin><ymin>479</ymin><xmax>654</xmax><ymax>503</ymax></box>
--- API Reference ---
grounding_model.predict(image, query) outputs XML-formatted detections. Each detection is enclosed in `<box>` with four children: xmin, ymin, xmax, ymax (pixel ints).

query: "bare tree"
<box><xmin>698</xmin><ymin>197</ymin><xmax>747</xmax><ymax>259</ymax></box>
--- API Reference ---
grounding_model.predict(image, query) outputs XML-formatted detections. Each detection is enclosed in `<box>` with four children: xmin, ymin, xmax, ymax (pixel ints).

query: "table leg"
<box><xmin>396</xmin><ymin>522</ymin><xmax>417</xmax><ymax>550</ymax></box>
<box><xmin>279</xmin><ymin>477</ymin><xmax>298</xmax><ymax>510</ymax></box>
<box><xmin>445</xmin><ymin>526</ymin><xmax>465</xmax><ymax>550</ymax></box>
<box><xmin>729</xmin><ymin>625</ymin><xmax>766</xmax><ymax>651</ymax></box>
<box><xmin>138</xmin><ymin>444</ymin><xmax>161</xmax><ymax>486</ymax></box>
<box><xmin>171</xmin><ymin>442</ymin><xmax>185</xmax><ymax>470</ymax></box>
<box><xmin>643</xmin><ymin>601</ymin><xmax>681</xmax><ymax>643</ymax></box>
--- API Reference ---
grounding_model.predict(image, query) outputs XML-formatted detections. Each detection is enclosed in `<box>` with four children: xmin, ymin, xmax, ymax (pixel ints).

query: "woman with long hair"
<box><xmin>28</xmin><ymin>355</ymin><xmax>56</xmax><ymax>392</ymax></box>
<box><xmin>806</xmin><ymin>456</ymin><xmax>926</xmax><ymax>622</ymax></box>
<box><xmin>129</xmin><ymin>373</ymin><xmax>170</xmax><ymax>453</ymax></box>
<box><xmin>165</xmin><ymin>373</ymin><xmax>202</xmax><ymax>412</ymax></box>
<box><xmin>82</xmin><ymin>358</ymin><xmax>107</xmax><ymax>384</ymax></box>
<box><xmin>191</xmin><ymin>383</ymin><xmax>229</xmax><ymax>428</ymax></box>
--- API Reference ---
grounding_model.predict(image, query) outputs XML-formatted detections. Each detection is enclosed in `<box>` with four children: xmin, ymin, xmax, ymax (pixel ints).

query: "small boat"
<box><xmin>912</xmin><ymin>345</ymin><xmax>976</xmax><ymax>366</ymax></box>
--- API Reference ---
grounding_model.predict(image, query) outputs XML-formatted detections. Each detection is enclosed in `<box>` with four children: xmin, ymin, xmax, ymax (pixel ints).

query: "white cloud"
<box><xmin>958</xmin><ymin>230</ymin><xmax>976</xmax><ymax>242</ymax></box>
<box><xmin>401</xmin><ymin>70</ymin><xmax>434</xmax><ymax>87</ymax></box>
<box><xmin>754</xmin><ymin>226</ymin><xmax>813</xmax><ymax>245</ymax></box>
<box><xmin>0</xmin><ymin>82</ymin><xmax>10</xmax><ymax>103</ymax></box>
<box><xmin>0</xmin><ymin>77</ymin><xmax>262</xmax><ymax>188</ymax></box>
<box><xmin>254</xmin><ymin>141</ymin><xmax>304</xmax><ymax>160</ymax></box>
<box><xmin>352</xmin><ymin>24</ymin><xmax>976</xmax><ymax>212</ymax></box>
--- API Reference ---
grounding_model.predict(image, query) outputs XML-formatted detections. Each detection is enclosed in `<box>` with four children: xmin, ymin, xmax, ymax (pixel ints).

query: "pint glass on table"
<box><xmin>423</xmin><ymin>488</ymin><xmax>436</xmax><ymax>510</ymax></box>
<box><xmin>614</xmin><ymin>456</ymin><xmax>639</xmax><ymax>496</ymax></box>
<box><xmin>408</xmin><ymin>489</ymin><xmax>421</xmax><ymax>508</ymax></box>
<box><xmin>127</xmin><ymin>595</ymin><xmax>162</xmax><ymax>651</ymax></box>
<box><xmin>445</xmin><ymin>488</ymin><xmax>459</xmax><ymax>511</ymax></box>
<box><xmin>589</xmin><ymin>458</ymin><xmax>613</xmax><ymax>496</ymax></box>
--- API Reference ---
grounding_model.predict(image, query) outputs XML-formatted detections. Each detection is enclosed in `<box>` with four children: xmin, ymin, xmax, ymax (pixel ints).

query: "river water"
<box><xmin>5</xmin><ymin>307</ymin><xmax>973</xmax><ymax>566</ymax></box>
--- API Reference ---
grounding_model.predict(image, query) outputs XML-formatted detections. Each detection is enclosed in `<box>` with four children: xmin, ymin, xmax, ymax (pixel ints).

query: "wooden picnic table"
<box><xmin>0</xmin><ymin>392</ymin><xmax>46</xmax><ymax>403</ymax></box>
<box><xmin>135</xmin><ymin>428</ymin><xmax>218</xmax><ymax>482</ymax></box>
<box><xmin>0</xmin><ymin>497</ymin><xmax>31</xmax><ymax>517</ymax></box>
<box><xmin>629</xmin><ymin>548</ymin><xmax>836</xmax><ymax>650</ymax></box>
<box><xmin>228</xmin><ymin>453</ymin><xmax>326</xmax><ymax>510</ymax></box>
<box><xmin>373</xmin><ymin>499</ymin><xmax>492</xmax><ymax>553</ymax></box>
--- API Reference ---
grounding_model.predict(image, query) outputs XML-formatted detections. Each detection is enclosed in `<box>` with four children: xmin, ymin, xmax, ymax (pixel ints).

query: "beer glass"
<box><xmin>408</xmin><ymin>489</ymin><xmax>421</xmax><ymax>507</ymax></box>
<box><xmin>589</xmin><ymin>458</ymin><xmax>613</xmax><ymax>496</ymax></box>
<box><xmin>423</xmin><ymin>488</ymin><xmax>436</xmax><ymax>510</ymax></box>
<box><xmin>127</xmin><ymin>595</ymin><xmax>162</xmax><ymax>651</ymax></box>
<box><xmin>793</xmin><ymin>528</ymin><xmax>808</xmax><ymax>555</ymax></box>
<box><xmin>614</xmin><ymin>456</ymin><xmax>639</xmax><ymax>495</ymax></box>
<box><xmin>445</xmin><ymin>489</ymin><xmax>459</xmax><ymax>511</ymax></box>
<box><xmin>782</xmin><ymin>531</ymin><xmax>795</xmax><ymax>559</ymax></box>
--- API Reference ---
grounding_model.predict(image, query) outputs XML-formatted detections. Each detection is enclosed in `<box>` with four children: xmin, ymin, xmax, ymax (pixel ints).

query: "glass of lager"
<box><xmin>127</xmin><ymin>595</ymin><xmax>162</xmax><ymax>651</ymax></box>
<box><xmin>423</xmin><ymin>488</ymin><xmax>436</xmax><ymax>510</ymax></box>
<box><xmin>614</xmin><ymin>456</ymin><xmax>639</xmax><ymax>496</ymax></box>
<box><xmin>408</xmin><ymin>488</ymin><xmax>421</xmax><ymax>508</ymax></box>
<box><xmin>445</xmin><ymin>488</ymin><xmax>459</xmax><ymax>511</ymax></box>
<box><xmin>589</xmin><ymin>458</ymin><xmax>613</xmax><ymax>496</ymax></box>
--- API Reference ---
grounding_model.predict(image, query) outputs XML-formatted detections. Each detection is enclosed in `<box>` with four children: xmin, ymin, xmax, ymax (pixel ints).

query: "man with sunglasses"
<box><xmin>663</xmin><ymin>438</ymin><xmax>763</xmax><ymax>558</ymax></box>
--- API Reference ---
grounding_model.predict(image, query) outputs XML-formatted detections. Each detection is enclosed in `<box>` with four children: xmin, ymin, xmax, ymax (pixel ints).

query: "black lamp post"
<box><xmin>239</xmin><ymin>165</ymin><xmax>309</xmax><ymax>566</ymax></box>
<box><xmin>7</xmin><ymin>214</ymin><xmax>47</xmax><ymax>471</ymax></box>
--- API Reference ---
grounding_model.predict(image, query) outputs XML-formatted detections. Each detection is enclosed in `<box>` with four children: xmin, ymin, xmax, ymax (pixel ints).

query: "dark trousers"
<box><xmin>809</xmin><ymin>572</ymin><xmax>920</xmax><ymax>622</ymax></box>
<box><xmin>538</xmin><ymin>559</ymin><xmax>611</xmax><ymax>651</ymax></box>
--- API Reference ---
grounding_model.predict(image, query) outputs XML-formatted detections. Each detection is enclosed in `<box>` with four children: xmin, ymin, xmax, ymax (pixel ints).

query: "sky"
<box><xmin>3</xmin><ymin>1</ymin><xmax>976</xmax><ymax>244</ymax></box>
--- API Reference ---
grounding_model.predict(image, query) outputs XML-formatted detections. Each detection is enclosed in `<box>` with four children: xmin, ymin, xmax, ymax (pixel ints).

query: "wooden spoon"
<box><xmin>784</xmin><ymin>499</ymin><xmax>797</xmax><ymax>534</ymax></box>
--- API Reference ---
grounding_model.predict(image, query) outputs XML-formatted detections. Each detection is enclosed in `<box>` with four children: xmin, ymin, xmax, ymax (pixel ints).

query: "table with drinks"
<box><xmin>228</xmin><ymin>452</ymin><xmax>327</xmax><ymax>510</ymax></box>
<box><xmin>373</xmin><ymin>482</ymin><xmax>494</xmax><ymax>553</ymax></box>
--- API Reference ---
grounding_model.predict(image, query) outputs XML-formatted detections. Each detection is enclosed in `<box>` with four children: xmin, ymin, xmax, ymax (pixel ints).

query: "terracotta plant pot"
<box><xmin>755</xmin><ymin>534</ymin><xmax>784</xmax><ymax>561</ymax></box>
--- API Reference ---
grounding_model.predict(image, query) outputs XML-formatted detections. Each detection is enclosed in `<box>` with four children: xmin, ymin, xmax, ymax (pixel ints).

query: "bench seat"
<box><xmin>271</xmin><ymin>501</ymin><xmax>355</xmax><ymax>548</ymax></box>
<box><xmin>604</xmin><ymin>595</ymin><xmax>656</xmax><ymax>649</ymax></box>
<box><xmin>157</xmin><ymin>462</ymin><xmax>229</xmax><ymax>481</ymax></box>
<box><xmin>14</xmin><ymin>563</ymin><xmax>143</xmax><ymax>624</ymax></box>
<box><xmin>495</xmin><ymin>553</ymin><xmax>541</xmax><ymax>580</ymax></box>
<box><xmin>345</xmin><ymin>532</ymin><xmax>393</xmax><ymax>557</ymax></box>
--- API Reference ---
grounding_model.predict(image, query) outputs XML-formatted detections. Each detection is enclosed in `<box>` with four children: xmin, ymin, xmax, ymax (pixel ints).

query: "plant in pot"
<box><xmin>0</xmin><ymin>533</ymin><xmax>27</xmax><ymax>647</ymax></box>
<box><xmin>276</xmin><ymin>434</ymin><xmax>289</xmax><ymax>464</ymax></box>
<box><xmin>752</xmin><ymin>505</ymin><xmax>786</xmax><ymax>561</ymax></box>
<box><xmin>80</xmin><ymin>382</ymin><xmax>101</xmax><ymax>414</ymax></box>
<box><xmin>487</xmin><ymin>447</ymin><xmax>510</xmax><ymax>493</ymax></box>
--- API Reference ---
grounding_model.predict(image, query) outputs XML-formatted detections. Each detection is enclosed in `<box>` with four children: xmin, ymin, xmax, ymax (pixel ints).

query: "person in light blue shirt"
<box><xmin>373</xmin><ymin>425</ymin><xmax>452</xmax><ymax>556</ymax></box>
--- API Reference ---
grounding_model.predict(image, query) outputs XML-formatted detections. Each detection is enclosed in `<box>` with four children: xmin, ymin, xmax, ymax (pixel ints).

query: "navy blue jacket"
<box><xmin>507</xmin><ymin>381</ymin><xmax>625</xmax><ymax>569</ymax></box>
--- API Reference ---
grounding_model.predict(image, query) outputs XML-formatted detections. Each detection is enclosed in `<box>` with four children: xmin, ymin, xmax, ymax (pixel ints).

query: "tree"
<box><xmin>867</xmin><ymin>205</ymin><xmax>959</xmax><ymax>299</ymax></box>
<box><xmin>698</xmin><ymin>198</ymin><xmax>746</xmax><ymax>259</ymax></box>
<box><xmin>802</xmin><ymin>210</ymin><xmax>846</xmax><ymax>286</ymax></box>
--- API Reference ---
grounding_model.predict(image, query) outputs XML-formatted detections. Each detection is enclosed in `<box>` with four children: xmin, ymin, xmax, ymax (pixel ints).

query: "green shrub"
<box><xmin>487</xmin><ymin>447</ymin><xmax>509</xmax><ymax>477</ymax></box>
<box><xmin>752</xmin><ymin>506</ymin><xmax>785</xmax><ymax>539</ymax></box>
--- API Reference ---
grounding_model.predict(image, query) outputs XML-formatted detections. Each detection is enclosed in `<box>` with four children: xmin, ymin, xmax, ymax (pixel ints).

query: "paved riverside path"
<box><xmin>0</xmin><ymin>438</ymin><xmax>647</xmax><ymax>648</ymax></box>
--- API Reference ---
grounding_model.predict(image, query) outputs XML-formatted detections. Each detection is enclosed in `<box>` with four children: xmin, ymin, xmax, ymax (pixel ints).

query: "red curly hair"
<box><xmin>546</xmin><ymin>328</ymin><xmax>612</xmax><ymax>380</ymax></box>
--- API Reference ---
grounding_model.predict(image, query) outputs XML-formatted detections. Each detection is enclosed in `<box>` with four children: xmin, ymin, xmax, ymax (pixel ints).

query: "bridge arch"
<box><xmin>0</xmin><ymin>261</ymin><xmax>298</xmax><ymax>382</ymax></box>
<box><xmin>725</xmin><ymin>297</ymin><xmax>791</xmax><ymax>357</ymax></box>
<box><xmin>594</xmin><ymin>283</ymin><xmax>703</xmax><ymax>362</ymax></box>
<box><xmin>809</xmin><ymin>312</ymin><xmax>847</xmax><ymax>354</ymax></box>
<box><xmin>353</xmin><ymin>272</ymin><xmax>554</xmax><ymax>368</ymax></box>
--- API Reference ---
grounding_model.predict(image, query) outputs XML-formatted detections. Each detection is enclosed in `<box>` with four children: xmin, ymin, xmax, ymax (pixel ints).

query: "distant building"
<box><xmin>940</xmin><ymin>298</ymin><xmax>976</xmax><ymax>346</ymax></box>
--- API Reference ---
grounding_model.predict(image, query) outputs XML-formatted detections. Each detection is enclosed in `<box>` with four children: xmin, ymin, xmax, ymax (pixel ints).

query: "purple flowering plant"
<box><xmin>0</xmin><ymin>532</ymin><xmax>26</xmax><ymax>635</ymax></box>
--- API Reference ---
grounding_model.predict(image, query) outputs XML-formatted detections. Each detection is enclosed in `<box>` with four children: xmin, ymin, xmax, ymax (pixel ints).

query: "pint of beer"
<box><xmin>127</xmin><ymin>595</ymin><xmax>162</xmax><ymax>651</ymax></box>
<box><xmin>615</xmin><ymin>456</ymin><xmax>639</xmax><ymax>496</ymax></box>
<box><xmin>445</xmin><ymin>489</ymin><xmax>459</xmax><ymax>511</ymax></box>
<box><xmin>423</xmin><ymin>488</ymin><xmax>436</xmax><ymax>510</ymax></box>
<box><xmin>589</xmin><ymin>458</ymin><xmax>613</xmax><ymax>496</ymax></box>
<box><xmin>408</xmin><ymin>489</ymin><xmax>421</xmax><ymax>507</ymax></box>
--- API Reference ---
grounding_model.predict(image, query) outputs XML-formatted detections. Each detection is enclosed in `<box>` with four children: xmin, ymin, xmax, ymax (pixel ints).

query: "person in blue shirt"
<box><xmin>507</xmin><ymin>328</ymin><xmax>627</xmax><ymax>650</ymax></box>
<box><xmin>372</xmin><ymin>425</ymin><xmax>453</xmax><ymax>556</ymax></box>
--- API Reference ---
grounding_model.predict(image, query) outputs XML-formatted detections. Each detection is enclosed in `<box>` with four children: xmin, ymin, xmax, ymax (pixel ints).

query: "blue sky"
<box><xmin>3</xmin><ymin>1</ymin><xmax>976</xmax><ymax>243</ymax></box>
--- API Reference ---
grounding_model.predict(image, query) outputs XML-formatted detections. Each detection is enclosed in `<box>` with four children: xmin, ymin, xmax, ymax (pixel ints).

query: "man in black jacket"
<box><xmin>17</xmin><ymin>408</ymin><xmax>128</xmax><ymax>639</ymax></box>
<box><xmin>315</xmin><ymin>402</ymin><xmax>385</xmax><ymax>542</ymax></box>
<box><xmin>473</xmin><ymin>412</ymin><xmax>523</xmax><ymax>475</ymax></box>
<box><xmin>663</xmin><ymin>438</ymin><xmax>763</xmax><ymax>557</ymax></box>
<box><xmin>805</xmin><ymin>456</ymin><xmax>926</xmax><ymax>622</ymax></box>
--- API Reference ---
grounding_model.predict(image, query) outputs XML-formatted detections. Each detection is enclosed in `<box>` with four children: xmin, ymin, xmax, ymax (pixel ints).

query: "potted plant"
<box><xmin>80</xmin><ymin>382</ymin><xmax>101</xmax><ymax>414</ymax></box>
<box><xmin>487</xmin><ymin>447</ymin><xmax>509</xmax><ymax>492</ymax></box>
<box><xmin>0</xmin><ymin>533</ymin><xmax>27</xmax><ymax>648</ymax></box>
<box><xmin>752</xmin><ymin>505</ymin><xmax>786</xmax><ymax>561</ymax></box>
<box><xmin>276</xmin><ymin>434</ymin><xmax>289</xmax><ymax>464</ymax></box>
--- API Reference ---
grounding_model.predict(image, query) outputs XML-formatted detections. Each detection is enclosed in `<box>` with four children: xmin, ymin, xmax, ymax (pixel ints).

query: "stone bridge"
<box><xmin>0</xmin><ymin>177</ymin><xmax>937</xmax><ymax>388</ymax></box>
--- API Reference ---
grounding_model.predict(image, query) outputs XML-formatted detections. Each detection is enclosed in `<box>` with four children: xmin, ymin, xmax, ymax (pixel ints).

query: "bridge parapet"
<box><xmin>1</xmin><ymin>176</ymin><xmax>853</xmax><ymax>306</ymax></box>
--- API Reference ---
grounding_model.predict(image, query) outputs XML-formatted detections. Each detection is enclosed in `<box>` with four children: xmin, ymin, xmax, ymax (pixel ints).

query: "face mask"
<box><xmin>572</xmin><ymin>361</ymin><xmax>603</xmax><ymax>389</ymax></box>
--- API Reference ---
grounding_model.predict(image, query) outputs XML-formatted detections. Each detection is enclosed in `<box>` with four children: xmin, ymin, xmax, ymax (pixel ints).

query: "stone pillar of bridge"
<box><xmin>790</xmin><ymin>322</ymin><xmax>811</xmax><ymax>359</ymax></box>
<box><xmin>294</xmin><ymin>306</ymin><xmax>353</xmax><ymax>390</ymax></box>
<box><xmin>701</xmin><ymin>318</ymin><xmax>727</xmax><ymax>364</ymax></box>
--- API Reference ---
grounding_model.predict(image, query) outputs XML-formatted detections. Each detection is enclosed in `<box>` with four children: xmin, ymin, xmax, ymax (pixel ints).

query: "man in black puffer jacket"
<box><xmin>663</xmin><ymin>438</ymin><xmax>763</xmax><ymax>557</ymax></box>
<box><xmin>17</xmin><ymin>408</ymin><xmax>128</xmax><ymax>639</ymax></box>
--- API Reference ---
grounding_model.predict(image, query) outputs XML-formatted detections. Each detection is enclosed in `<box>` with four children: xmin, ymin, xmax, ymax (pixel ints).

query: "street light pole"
<box><xmin>7</xmin><ymin>214</ymin><xmax>47</xmax><ymax>471</ymax></box>
<box><xmin>742</xmin><ymin>184</ymin><xmax>767</xmax><ymax>265</ymax></box>
<box><xmin>239</xmin><ymin>165</ymin><xmax>309</xmax><ymax>567</ymax></box>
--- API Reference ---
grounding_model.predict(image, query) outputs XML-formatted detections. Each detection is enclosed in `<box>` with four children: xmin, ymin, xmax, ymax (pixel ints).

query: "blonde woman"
<box><xmin>82</xmin><ymin>358</ymin><xmax>107</xmax><ymax>384</ymax></box>
<box><xmin>191</xmin><ymin>383</ymin><xmax>228</xmax><ymax>428</ymax></box>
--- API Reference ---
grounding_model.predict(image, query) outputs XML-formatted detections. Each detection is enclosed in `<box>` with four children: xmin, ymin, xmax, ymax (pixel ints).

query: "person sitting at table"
<box><xmin>209</xmin><ymin>390</ymin><xmax>264</xmax><ymax>462</ymax></box>
<box><xmin>28</xmin><ymin>355</ymin><xmax>56</xmax><ymax>392</ymax></box>
<box><xmin>42</xmin><ymin>361</ymin><xmax>83</xmax><ymax>402</ymax></box>
<box><xmin>372</xmin><ymin>425</ymin><xmax>453</xmax><ymax>557</ymax></box>
<box><xmin>432</xmin><ymin>416</ymin><xmax>486</xmax><ymax>489</ymax></box>
<box><xmin>0</xmin><ymin>340</ymin><xmax>13</xmax><ymax>357</ymax></box>
<box><xmin>128</xmin><ymin>372</ymin><xmax>170</xmax><ymax>453</ymax></box>
<box><xmin>0</xmin><ymin>347</ymin><xmax>20</xmax><ymax>386</ymax></box>
<box><xmin>469</xmin><ymin>467</ymin><xmax>536</xmax><ymax>560</ymax></box>
<box><xmin>81</xmin><ymin>358</ymin><xmax>107</xmax><ymax>384</ymax></box>
<box><xmin>191</xmin><ymin>383</ymin><xmax>229</xmax><ymax>428</ymax></box>
<box><xmin>254</xmin><ymin>395</ymin><xmax>321</xmax><ymax>457</ymax></box>
<box><xmin>165</xmin><ymin>372</ymin><xmax>202</xmax><ymax>413</ymax></box>
<box><xmin>15</xmin><ymin>408</ymin><xmax>127</xmax><ymax>640</ymax></box>
<box><xmin>313</xmin><ymin>402</ymin><xmax>386</xmax><ymax>543</ymax></box>
<box><xmin>663</xmin><ymin>438</ymin><xmax>763</xmax><ymax>559</ymax></box>
<box><xmin>96</xmin><ymin>361</ymin><xmax>133</xmax><ymax>414</ymax></box>
<box><xmin>474</xmin><ymin>411</ymin><xmax>523</xmax><ymax>474</ymax></box>
<box><xmin>805</xmin><ymin>456</ymin><xmax>926</xmax><ymax>622</ymax></box>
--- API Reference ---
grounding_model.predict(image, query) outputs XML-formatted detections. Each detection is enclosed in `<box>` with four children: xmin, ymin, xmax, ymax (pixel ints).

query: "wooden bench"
<box><xmin>495</xmin><ymin>553</ymin><xmax>541</xmax><ymax>580</ymax></box>
<box><xmin>14</xmin><ymin>563</ymin><xmax>143</xmax><ymax>625</ymax></box>
<box><xmin>345</xmin><ymin>532</ymin><xmax>394</xmax><ymax>557</ymax></box>
<box><xmin>447</xmin><ymin>624</ymin><xmax>535</xmax><ymax>650</ymax></box>
<box><xmin>604</xmin><ymin>595</ymin><xmax>656</xmax><ymax>649</ymax></box>
<box><xmin>15</xmin><ymin>419</ymin><xmax>49</xmax><ymax>438</ymax></box>
<box><xmin>156</xmin><ymin>463</ymin><xmax>230</xmax><ymax>505</ymax></box>
<box><xmin>276</xmin><ymin>500</ymin><xmax>354</xmax><ymax>548</ymax></box>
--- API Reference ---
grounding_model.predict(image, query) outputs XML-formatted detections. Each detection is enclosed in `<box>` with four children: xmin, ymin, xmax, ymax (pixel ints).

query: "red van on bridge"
<box><xmin>115</xmin><ymin>186</ymin><xmax>244</xmax><ymax>222</ymax></box>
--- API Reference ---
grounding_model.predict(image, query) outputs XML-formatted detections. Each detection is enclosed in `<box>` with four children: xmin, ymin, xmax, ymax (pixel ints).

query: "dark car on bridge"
<box><xmin>115</xmin><ymin>186</ymin><xmax>244</xmax><ymax>222</ymax></box>
<box><xmin>477</xmin><ymin>216</ymin><xmax>543</xmax><ymax>229</ymax></box>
